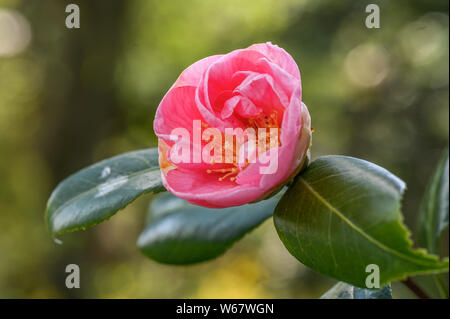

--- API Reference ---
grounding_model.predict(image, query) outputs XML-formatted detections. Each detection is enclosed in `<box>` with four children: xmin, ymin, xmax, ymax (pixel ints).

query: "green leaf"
<box><xmin>137</xmin><ymin>191</ymin><xmax>283</xmax><ymax>264</ymax></box>
<box><xmin>418</xmin><ymin>149</ymin><xmax>449</xmax><ymax>255</ymax></box>
<box><xmin>46</xmin><ymin>148</ymin><xmax>164</xmax><ymax>235</ymax></box>
<box><xmin>320</xmin><ymin>282</ymin><xmax>392</xmax><ymax>299</ymax></box>
<box><xmin>274</xmin><ymin>155</ymin><xmax>449</xmax><ymax>288</ymax></box>
<box><xmin>417</xmin><ymin>149</ymin><xmax>449</xmax><ymax>298</ymax></box>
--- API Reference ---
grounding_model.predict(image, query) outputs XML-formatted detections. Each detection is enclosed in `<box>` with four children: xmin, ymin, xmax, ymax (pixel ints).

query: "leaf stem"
<box><xmin>401</xmin><ymin>277</ymin><xmax>430</xmax><ymax>299</ymax></box>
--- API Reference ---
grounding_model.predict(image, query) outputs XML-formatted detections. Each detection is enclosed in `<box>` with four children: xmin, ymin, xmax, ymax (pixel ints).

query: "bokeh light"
<box><xmin>0</xmin><ymin>8</ymin><xmax>31</xmax><ymax>57</ymax></box>
<box><xmin>345</xmin><ymin>42</ymin><xmax>390</xmax><ymax>88</ymax></box>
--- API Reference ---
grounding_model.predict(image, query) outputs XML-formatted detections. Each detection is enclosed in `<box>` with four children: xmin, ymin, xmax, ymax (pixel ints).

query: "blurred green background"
<box><xmin>0</xmin><ymin>0</ymin><xmax>448</xmax><ymax>298</ymax></box>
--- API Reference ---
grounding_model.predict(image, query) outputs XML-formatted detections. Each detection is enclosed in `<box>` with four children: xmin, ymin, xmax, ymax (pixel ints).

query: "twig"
<box><xmin>401</xmin><ymin>277</ymin><xmax>430</xmax><ymax>299</ymax></box>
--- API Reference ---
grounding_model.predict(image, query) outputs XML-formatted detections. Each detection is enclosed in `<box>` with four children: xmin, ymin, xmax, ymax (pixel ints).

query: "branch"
<box><xmin>401</xmin><ymin>277</ymin><xmax>430</xmax><ymax>299</ymax></box>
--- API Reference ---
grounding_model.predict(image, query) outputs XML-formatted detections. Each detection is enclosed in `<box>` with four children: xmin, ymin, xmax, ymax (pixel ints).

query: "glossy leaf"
<box><xmin>137</xmin><ymin>191</ymin><xmax>283</xmax><ymax>264</ymax></box>
<box><xmin>46</xmin><ymin>148</ymin><xmax>164</xmax><ymax>235</ymax></box>
<box><xmin>274</xmin><ymin>155</ymin><xmax>449</xmax><ymax>288</ymax></box>
<box><xmin>418</xmin><ymin>149</ymin><xmax>449</xmax><ymax>255</ymax></box>
<box><xmin>320</xmin><ymin>282</ymin><xmax>392</xmax><ymax>299</ymax></box>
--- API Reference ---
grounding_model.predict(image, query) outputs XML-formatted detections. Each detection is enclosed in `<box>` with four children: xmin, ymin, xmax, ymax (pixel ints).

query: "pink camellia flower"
<box><xmin>154</xmin><ymin>42</ymin><xmax>312</xmax><ymax>208</ymax></box>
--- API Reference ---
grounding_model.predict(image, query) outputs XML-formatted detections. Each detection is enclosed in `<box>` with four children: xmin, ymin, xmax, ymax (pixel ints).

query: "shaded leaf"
<box><xmin>46</xmin><ymin>148</ymin><xmax>164</xmax><ymax>235</ymax></box>
<box><xmin>274</xmin><ymin>155</ymin><xmax>449</xmax><ymax>288</ymax></box>
<box><xmin>320</xmin><ymin>282</ymin><xmax>392</xmax><ymax>299</ymax></box>
<box><xmin>137</xmin><ymin>191</ymin><xmax>283</xmax><ymax>264</ymax></box>
<box><xmin>418</xmin><ymin>149</ymin><xmax>449</xmax><ymax>254</ymax></box>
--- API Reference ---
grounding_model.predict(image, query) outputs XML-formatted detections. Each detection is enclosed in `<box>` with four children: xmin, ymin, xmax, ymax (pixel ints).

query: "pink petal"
<box><xmin>235</xmin><ymin>86</ymin><xmax>308</xmax><ymax>191</ymax></box>
<box><xmin>154</xmin><ymin>86</ymin><xmax>203</xmax><ymax>140</ymax></box>
<box><xmin>256</xmin><ymin>58</ymin><xmax>301</xmax><ymax>103</ymax></box>
<box><xmin>195</xmin><ymin>84</ymin><xmax>245</xmax><ymax>132</ymax></box>
<box><xmin>221</xmin><ymin>95</ymin><xmax>240</xmax><ymax>119</ymax></box>
<box><xmin>248</xmin><ymin>42</ymin><xmax>301</xmax><ymax>80</ymax></box>
<box><xmin>172</xmin><ymin>55</ymin><xmax>223</xmax><ymax>89</ymax></box>
<box><xmin>222</xmin><ymin>95</ymin><xmax>261</xmax><ymax>119</ymax></box>
<box><xmin>205</xmin><ymin>49</ymin><xmax>267</xmax><ymax>105</ymax></box>
<box><xmin>162</xmin><ymin>167</ymin><xmax>265</xmax><ymax>208</ymax></box>
<box><xmin>195</xmin><ymin>49</ymin><xmax>267</xmax><ymax>130</ymax></box>
<box><xmin>280</xmin><ymin>86</ymin><xmax>303</xmax><ymax>146</ymax></box>
<box><xmin>234</xmin><ymin>73</ymin><xmax>286</xmax><ymax>117</ymax></box>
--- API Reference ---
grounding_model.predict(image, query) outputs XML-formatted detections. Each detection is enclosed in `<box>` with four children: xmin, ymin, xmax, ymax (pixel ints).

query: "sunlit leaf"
<box><xmin>274</xmin><ymin>155</ymin><xmax>449</xmax><ymax>288</ymax></box>
<box><xmin>46</xmin><ymin>148</ymin><xmax>164</xmax><ymax>235</ymax></box>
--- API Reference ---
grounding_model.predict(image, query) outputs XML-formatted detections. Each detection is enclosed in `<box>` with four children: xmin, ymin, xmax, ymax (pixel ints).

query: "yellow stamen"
<box><xmin>202</xmin><ymin>111</ymin><xmax>282</xmax><ymax>182</ymax></box>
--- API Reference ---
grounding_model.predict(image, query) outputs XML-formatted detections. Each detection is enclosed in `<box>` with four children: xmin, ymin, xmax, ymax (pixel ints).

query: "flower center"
<box><xmin>204</xmin><ymin>111</ymin><xmax>282</xmax><ymax>182</ymax></box>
